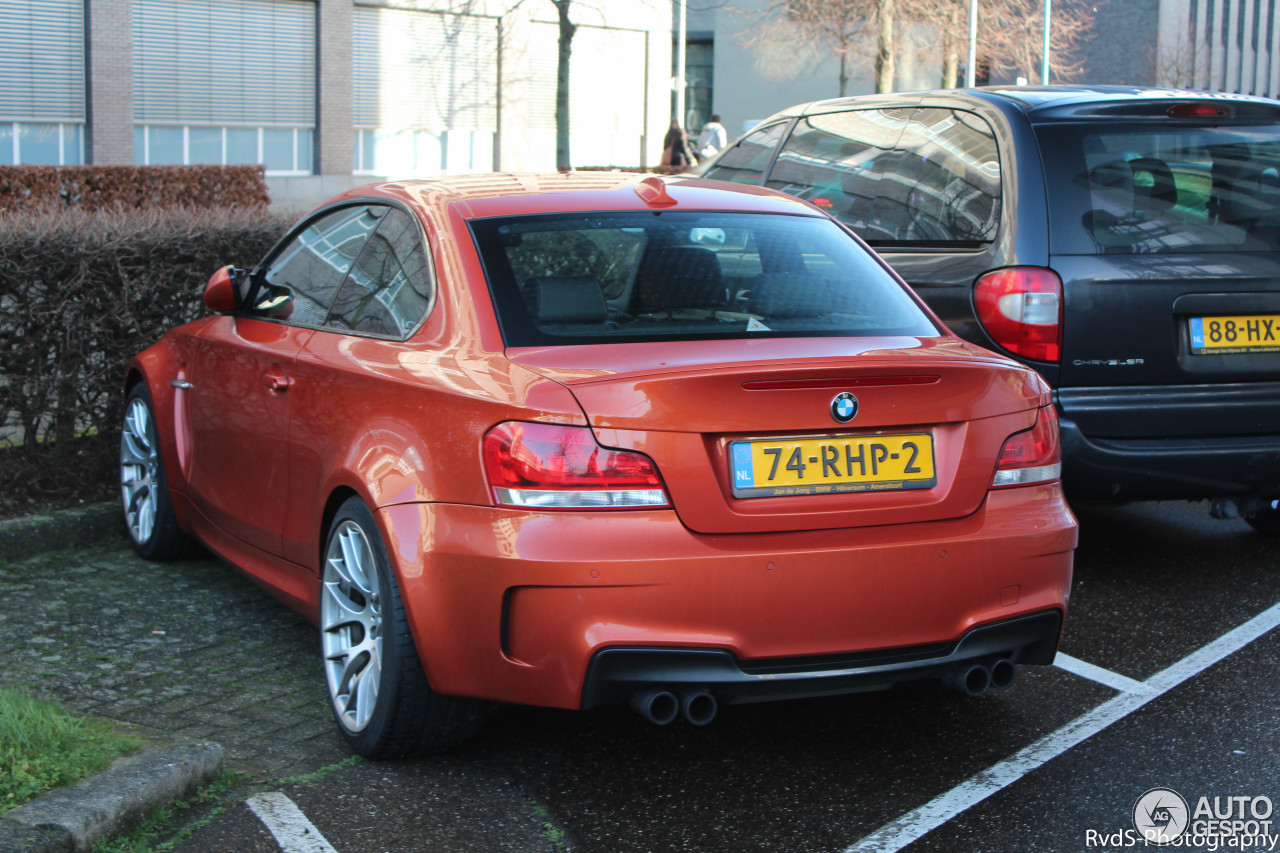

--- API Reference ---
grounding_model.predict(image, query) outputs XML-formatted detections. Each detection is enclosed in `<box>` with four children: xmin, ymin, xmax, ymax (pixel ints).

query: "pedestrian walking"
<box><xmin>662</xmin><ymin>120</ymin><xmax>697</xmax><ymax>168</ymax></box>
<box><xmin>695</xmin><ymin>115</ymin><xmax>727</xmax><ymax>159</ymax></box>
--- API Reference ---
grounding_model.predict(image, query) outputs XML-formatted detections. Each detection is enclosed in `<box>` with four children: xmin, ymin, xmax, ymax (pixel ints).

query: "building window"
<box><xmin>353</xmin><ymin>128</ymin><xmax>495</xmax><ymax>175</ymax></box>
<box><xmin>133</xmin><ymin>0</ymin><xmax>315</xmax><ymax>173</ymax></box>
<box><xmin>134</xmin><ymin>126</ymin><xmax>313</xmax><ymax>174</ymax></box>
<box><xmin>352</xmin><ymin>7</ymin><xmax>498</xmax><ymax>176</ymax></box>
<box><xmin>0</xmin><ymin>0</ymin><xmax>85</xmax><ymax>155</ymax></box>
<box><xmin>0</xmin><ymin>122</ymin><xmax>83</xmax><ymax>165</ymax></box>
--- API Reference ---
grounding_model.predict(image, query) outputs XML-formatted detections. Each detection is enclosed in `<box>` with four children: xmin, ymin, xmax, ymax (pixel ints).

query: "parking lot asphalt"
<box><xmin>3</xmin><ymin>501</ymin><xmax>1279</xmax><ymax>852</ymax></box>
<box><xmin>0</xmin><ymin>507</ymin><xmax>558</xmax><ymax>852</ymax></box>
<box><xmin>1</xmin><ymin>525</ymin><xmax>338</xmax><ymax>781</ymax></box>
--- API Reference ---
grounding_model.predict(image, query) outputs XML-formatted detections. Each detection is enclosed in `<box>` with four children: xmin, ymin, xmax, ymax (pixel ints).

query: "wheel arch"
<box><xmin>319</xmin><ymin>485</ymin><xmax>363</xmax><ymax>568</ymax></box>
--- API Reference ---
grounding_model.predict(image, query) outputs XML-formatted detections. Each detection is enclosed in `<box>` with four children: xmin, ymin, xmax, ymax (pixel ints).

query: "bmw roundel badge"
<box><xmin>830</xmin><ymin>392</ymin><xmax>859</xmax><ymax>423</ymax></box>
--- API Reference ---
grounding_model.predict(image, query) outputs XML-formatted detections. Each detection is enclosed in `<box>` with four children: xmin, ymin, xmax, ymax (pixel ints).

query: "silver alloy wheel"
<box><xmin>120</xmin><ymin>397</ymin><xmax>160</xmax><ymax>546</ymax></box>
<box><xmin>321</xmin><ymin>520</ymin><xmax>384</xmax><ymax>733</ymax></box>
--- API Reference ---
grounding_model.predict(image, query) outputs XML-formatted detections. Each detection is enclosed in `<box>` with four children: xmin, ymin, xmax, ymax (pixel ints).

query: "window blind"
<box><xmin>353</xmin><ymin>6</ymin><xmax>497</xmax><ymax>132</ymax></box>
<box><xmin>0</xmin><ymin>0</ymin><xmax>85</xmax><ymax>123</ymax></box>
<box><xmin>133</xmin><ymin>0</ymin><xmax>315</xmax><ymax>126</ymax></box>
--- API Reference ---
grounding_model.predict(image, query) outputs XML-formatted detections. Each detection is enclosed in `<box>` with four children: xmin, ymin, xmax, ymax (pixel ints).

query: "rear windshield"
<box><xmin>469</xmin><ymin>211</ymin><xmax>939</xmax><ymax>347</ymax></box>
<box><xmin>1036</xmin><ymin>122</ymin><xmax>1280</xmax><ymax>254</ymax></box>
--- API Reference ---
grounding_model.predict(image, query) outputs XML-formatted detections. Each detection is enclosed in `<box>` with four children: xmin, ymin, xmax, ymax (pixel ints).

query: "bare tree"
<box><xmin>911</xmin><ymin>0</ymin><xmax>1093</xmax><ymax>85</ymax></box>
<box><xmin>742</xmin><ymin>0</ymin><xmax>1094</xmax><ymax>95</ymax></box>
<box><xmin>875</xmin><ymin>0</ymin><xmax>894</xmax><ymax>93</ymax></box>
<box><xmin>740</xmin><ymin>0</ymin><xmax>879</xmax><ymax>97</ymax></box>
<box><xmin>1152</xmin><ymin>25</ymin><xmax>1198</xmax><ymax>89</ymax></box>
<box><xmin>981</xmin><ymin>0</ymin><xmax>1092</xmax><ymax>82</ymax></box>
<box><xmin>551</xmin><ymin>0</ymin><xmax>575</xmax><ymax>170</ymax></box>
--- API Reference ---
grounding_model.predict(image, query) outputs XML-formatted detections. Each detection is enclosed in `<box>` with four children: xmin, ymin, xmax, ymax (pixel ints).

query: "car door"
<box><xmin>278</xmin><ymin>206</ymin><xmax>438</xmax><ymax>567</ymax></box>
<box><xmin>185</xmin><ymin>204</ymin><xmax>385</xmax><ymax>556</ymax></box>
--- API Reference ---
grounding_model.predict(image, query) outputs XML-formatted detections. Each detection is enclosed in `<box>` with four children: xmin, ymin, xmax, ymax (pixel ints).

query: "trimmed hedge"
<box><xmin>0</xmin><ymin>165</ymin><xmax>270</xmax><ymax>213</ymax></box>
<box><xmin>0</xmin><ymin>206</ymin><xmax>295</xmax><ymax>516</ymax></box>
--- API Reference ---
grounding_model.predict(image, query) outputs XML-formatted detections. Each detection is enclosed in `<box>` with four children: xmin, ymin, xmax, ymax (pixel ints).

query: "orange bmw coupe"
<box><xmin>121</xmin><ymin>174</ymin><xmax>1076</xmax><ymax>757</ymax></box>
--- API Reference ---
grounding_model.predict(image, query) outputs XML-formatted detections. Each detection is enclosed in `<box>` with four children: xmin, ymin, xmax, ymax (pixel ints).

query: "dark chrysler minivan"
<box><xmin>699</xmin><ymin>85</ymin><xmax>1280</xmax><ymax>534</ymax></box>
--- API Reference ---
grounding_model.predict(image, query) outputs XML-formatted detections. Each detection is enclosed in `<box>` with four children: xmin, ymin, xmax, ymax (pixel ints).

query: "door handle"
<box><xmin>263</xmin><ymin>371</ymin><xmax>292</xmax><ymax>392</ymax></box>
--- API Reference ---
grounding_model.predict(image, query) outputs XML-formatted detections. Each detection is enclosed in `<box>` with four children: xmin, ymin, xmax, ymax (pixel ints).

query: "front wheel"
<box><xmin>320</xmin><ymin>497</ymin><xmax>482</xmax><ymax>758</ymax></box>
<box><xmin>1245</xmin><ymin>501</ymin><xmax>1280</xmax><ymax>537</ymax></box>
<box><xmin>120</xmin><ymin>385</ymin><xmax>187</xmax><ymax>560</ymax></box>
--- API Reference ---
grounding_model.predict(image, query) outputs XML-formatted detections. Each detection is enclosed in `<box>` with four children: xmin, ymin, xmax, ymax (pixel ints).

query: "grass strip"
<box><xmin>0</xmin><ymin>687</ymin><xmax>144</xmax><ymax>814</ymax></box>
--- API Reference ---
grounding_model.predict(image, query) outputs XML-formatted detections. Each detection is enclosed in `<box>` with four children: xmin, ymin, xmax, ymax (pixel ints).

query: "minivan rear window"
<box><xmin>764</xmin><ymin>107</ymin><xmax>1002</xmax><ymax>247</ymax></box>
<box><xmin>1037</xmin><ymin>123</ymin><xmax>1280</xmax><ymax>254</ymax></box>
<box><xmin>470</xmin><ymin>211</ymin><xmax>938</xmax><ymax>347</ymax></box>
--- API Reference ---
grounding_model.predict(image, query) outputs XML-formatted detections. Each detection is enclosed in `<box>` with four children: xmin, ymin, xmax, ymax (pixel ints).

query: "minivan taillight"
<box><xmin>973</xmin><ymin>268</ymin><xmax>1063</xmax><ymax>363</ymax></box>
<box><xmin>483</xmin><ymin>421</ymin><xmax>671</xmax><ymax>509</ymax></box>
<box><xmin>992</xmin><ymin>405</ymin><xmax>1062</xmax><ymax>489</ymax></box>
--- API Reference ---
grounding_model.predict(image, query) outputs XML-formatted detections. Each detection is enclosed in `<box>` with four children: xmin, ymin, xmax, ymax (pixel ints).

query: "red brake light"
<box><xmin>483</xmin><ymin>421</ymin><xmax>670</xmax><ymax>509</ymax></box>
<box><xmin>993</xmin><ymin>405</ymin><xmax>1062</xmax><ymax>488</ymax></box>
<box><xmin>1167</xmin><ymin>103</ymin><xmax>1230</xmax><ymax>119</ymax></box>
<box><xmin>973</xmin><ymin>267</ymin><xmax>1063</xmax><ymax>363</ymax></box>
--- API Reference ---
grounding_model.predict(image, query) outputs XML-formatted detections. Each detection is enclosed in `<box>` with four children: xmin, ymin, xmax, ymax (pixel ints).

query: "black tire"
<box><xmin>119</xmin><ymin>384</ymin><xmax>188</xmax><ymax>560</ymax></box>
<box><xmin>1245</xmin><ymin>502</ymin><xmax>1280</xmax><ymax>537</ymax></box>
<box><xmin>319</xmin><ymin>497</ymin><xmax>482</xmax><ymax>758</ymax></box>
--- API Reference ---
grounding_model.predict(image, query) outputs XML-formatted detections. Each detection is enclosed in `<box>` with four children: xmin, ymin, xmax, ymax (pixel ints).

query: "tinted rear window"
<box><xmin>1037</xmin><ymin>122</ymin><xmax>1280</xmax><ymax>254</ymax></box>
<box><xmin>470</xmin><ymin>211</ymin><xmax>938</xmax><ymax>347</ymax></box>
<box><xmin>765</xmin><ymin>107</ymin><xmax>1002</xmax><ymax>247</ymax></box>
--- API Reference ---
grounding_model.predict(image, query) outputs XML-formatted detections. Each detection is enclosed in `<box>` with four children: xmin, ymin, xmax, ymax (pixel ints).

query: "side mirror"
<box><xmin>203</xmin><ymin>266</ymin><xmax>241</xmax><ymax>313</ymax></box>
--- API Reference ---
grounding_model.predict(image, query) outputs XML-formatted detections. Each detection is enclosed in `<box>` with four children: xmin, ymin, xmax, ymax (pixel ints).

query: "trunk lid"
<box><xmin>507</xmin><ymin>337</ymin><xmax>1047</xmax><ymax>534</ymax></box>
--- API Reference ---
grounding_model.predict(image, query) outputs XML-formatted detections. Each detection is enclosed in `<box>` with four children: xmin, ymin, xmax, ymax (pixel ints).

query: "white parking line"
<box><xmin>845</xmin><ymin>602</ymin><xmax>1280</xmax><ymax>853</ymax></box>
<box><xmin>1053</xmin><ymin>652</ymin><xmax>1156</xmax><ymax>695</ymax></box>
<box><xmin>246</xmin><ymin>792</ymin><xmax>339</xmax><ymax>853</ymax></box>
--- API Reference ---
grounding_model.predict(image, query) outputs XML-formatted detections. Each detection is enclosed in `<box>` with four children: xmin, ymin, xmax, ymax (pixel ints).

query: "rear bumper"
<box><xmin>1057</xmin><ymin>411</ymin><xmax>1280</xmax><ymax>501</ymax></box>
<box><xmin>380</xmin><ymin>484</ymin><xmax>1076</xmax><ymax>710</ymax></box>
<box><xmin>581</xmin><ymin>609</ymin><xmax>1062</xmax><ymax>708</ymax></box>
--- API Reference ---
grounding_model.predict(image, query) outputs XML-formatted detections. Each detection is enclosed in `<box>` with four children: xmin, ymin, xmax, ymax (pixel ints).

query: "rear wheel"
<box><xmin>1245</xmin><ymin>501</ymin><xmax>1280</xmax><ymax>537</ymax></box>
<box><xmin>119</xmin><ymin>385</ymin><xmax>187</xmax><ymax>560</ymax></box>
<box><xmin>320</xmin><ymin>497</ymin><xmax>481</xmax><ymax>758</ymax></box>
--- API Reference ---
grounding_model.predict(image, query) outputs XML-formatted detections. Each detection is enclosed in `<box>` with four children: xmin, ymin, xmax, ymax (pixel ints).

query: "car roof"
<box><xmin>327</xmin><ymin>173</ymin><xmax>826</xmax><ymax>220</ymax></box>
<box><xmin>760</xmin><ymin>84</ymin><xmax>1280</xmax><ymax>125</ymax></box>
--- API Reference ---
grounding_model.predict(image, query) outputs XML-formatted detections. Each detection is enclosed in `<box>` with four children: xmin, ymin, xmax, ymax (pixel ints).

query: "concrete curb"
<box><xmin>0</xmin><ymin>742</ymin><xmax>224</xmax><ymax>853</ymax></box>
<box><xmin>0</xmin><ymin>503</ymin><xmax>122</xmax><ymax>563</ymax></box>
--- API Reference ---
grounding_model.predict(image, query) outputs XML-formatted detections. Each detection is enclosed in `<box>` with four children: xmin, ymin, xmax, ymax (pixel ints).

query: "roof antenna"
<box><xmin>634</xmin><ymin>176</ymin><xmax>678</xmax><ymax>208</ymax></box>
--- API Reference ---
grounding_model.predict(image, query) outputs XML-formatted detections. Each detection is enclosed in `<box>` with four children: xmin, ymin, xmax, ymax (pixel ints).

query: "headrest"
<box><xmin>635</xmin><ymin>247</ymin><xmax>724</xmax><ymax>311</ymax></box>
<box><xmin>523</xmin><ymin>276</ymin><xmax>607</xmax><ymax>324</ymax></box>
<box><xmin>1127</xmin><ymin>157</ymin><xmax>1177</xmax><ymax>209</ymax></box>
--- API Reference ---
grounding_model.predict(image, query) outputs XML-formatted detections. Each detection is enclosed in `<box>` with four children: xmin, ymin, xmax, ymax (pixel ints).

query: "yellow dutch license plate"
<box><xmin>1189</xmin><ymin>314</ymin><xmax>1280</xmax><ymax>354</ymax></box>
<box><xmin>729</xmin><ymin>433</ymin><xmax>936</xmax><ymax>499</ymax></box>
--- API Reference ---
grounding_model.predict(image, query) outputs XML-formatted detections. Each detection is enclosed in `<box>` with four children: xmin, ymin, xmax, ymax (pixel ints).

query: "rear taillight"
<box><xmin>992</xmin><ymin>405</ymin><xmax>1062</xmax><ymax>489</ymax></box>
<box><xmin>483</xmin><ymin>421</ymin><xmax>670</xmax><ymax>510</ymax></box>
<box><xmin>973</xmin><ymin>268</ymin><xmax>1062</xmax><ymax>363</ymax></box>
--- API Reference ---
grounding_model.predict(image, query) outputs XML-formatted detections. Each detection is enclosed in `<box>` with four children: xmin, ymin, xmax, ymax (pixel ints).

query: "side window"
<box><xmin>765</xmin><ymin>109</ymin><xmax>911</xmax><ymax>242</ymax></box>
<box><xmin>886</xmin><ymin>108</ymin><xmax>1002</xmax><ymax>243</ymax></box>
<box><xmin>326</xmin><ymin>208</ymin><xmax>435</xmax><ymax>338</ymax></box>
<box><xmin>701</xmin><ymin>121</ymin><xmax>788</xmax><ymax>185</ymax></box>
<box><xmin>252</xmin><ymin>205</ymin><xmax>385</xmax><ymax>324</ymax></box>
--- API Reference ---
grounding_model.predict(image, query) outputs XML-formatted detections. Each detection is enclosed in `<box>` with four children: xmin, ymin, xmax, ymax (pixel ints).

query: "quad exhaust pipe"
<box><xmin>630</xmin><ymin>689</ymin><xmax>718</xmax><ymax>726</ymax></box>
<box><xmin>629</xmin><ymin>660</ymin><xmax>1014</xmax><ymax>723</ymax></box>
<box><xmin>680</xmin><ymin>690</ymin><xmax>718</xmax><ymax>726</ymax></box>
<box><xmin>989</xmin><ymin>657</ymin><xmax>1017</xmax><ymax>691</ymax></box>
<box><xmin>944</xmin><ymin>658</ymin><xmax>1017</xmax><ymax>697</ymax></box>
<box><xmin>630</xmin><ymin>689</ymin><xmax>679</xmax><ymax>725</ymax></box>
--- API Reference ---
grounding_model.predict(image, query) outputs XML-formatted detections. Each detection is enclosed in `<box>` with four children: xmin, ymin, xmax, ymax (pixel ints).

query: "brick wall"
<box><xmin>86</xmin><ymin>0</ymin><xmax>134</xmax><ymax>165</ymax></box>
<box><xmin>317</xmin><ymin>0</ymin><xmax>353</xmax><ymax>176</ymax></box>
